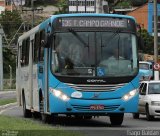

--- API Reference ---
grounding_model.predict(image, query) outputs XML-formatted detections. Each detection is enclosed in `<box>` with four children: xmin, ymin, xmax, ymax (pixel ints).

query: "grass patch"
<box><xmin>0</xmin><ymin>98</ymin><xmax>16</xmax><ymax>106</ymax></box>
<box><xmin>0</xmin><ymin>115</ymin><xmax>82</xmax><ymax>136</ymax></box>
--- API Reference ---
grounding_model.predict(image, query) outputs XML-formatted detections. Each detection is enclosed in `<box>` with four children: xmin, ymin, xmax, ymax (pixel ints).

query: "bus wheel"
<box><xmin>133</xmin><ymin>113</ymin><xmax>139</xmax><ymax>119</ymax></box>
<box><xmin>109</xmin><ymin>113</ymin><xmax>124</xmax><ymax>126</ymax></box>
<box><xmin>84</xmin><ymin>116</ymin><xmax>92</xmax><ymax>120</ymax></box>
<box><xmin>41</xmin><ymin>113</ymin><xmax>51</xmax><ymax>123</ymax></box>
<box><xmin>74</xmin><ymin>115</ymin><xmax>83</xmax><ymax>119</ymax></box>
<box><xmin>22</xmin><ymin>93</ymin><xmax>32</xmax><ymax>118</ymax></box>
<box><xmin>33</xmin><ymin>112</ymin><xmax>41</xmax><ymax>119</ymax></box>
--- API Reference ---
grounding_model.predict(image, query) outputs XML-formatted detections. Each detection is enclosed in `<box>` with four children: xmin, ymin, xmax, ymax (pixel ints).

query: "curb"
<box><xmin>0</xmin><ymin>91</ymin><xmax>16</xmax><ymax>95</ymax></box>
<box><xmin>0</xmin><ymin>102</ymin><xmax>17</xmax><ymax>112</ymax></box>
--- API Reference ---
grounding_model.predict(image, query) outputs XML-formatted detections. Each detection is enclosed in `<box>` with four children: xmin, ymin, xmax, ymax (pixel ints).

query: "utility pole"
<box><xmin>154</xmin><ymin>0</ymin><xmax>159</xmax><ymax>80</ymax></box>
<box><xmin>96</xmin><ymin>0</ymin><xmax>103</xmax><ymax>13</ymax></box>
<box><xmin>0</xmin><ymin>27</ymin><xmax>4</xmax><ymax>91</ymax></box>
<box><xmin>31</xmin><ymin>0</ymin><xmax>34</xmax><ymax>28</ymax></box>
<box><xmin>22</xmin><ymin>0</ymin><xmax>43</xmax><ymax>28</ymax></box>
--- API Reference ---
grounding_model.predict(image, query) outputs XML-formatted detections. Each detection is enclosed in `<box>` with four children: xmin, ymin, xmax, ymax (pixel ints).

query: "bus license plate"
<box><xmin>90</xmin><ymin>105</ymin><xmax>104</xmax><ymax>110</ymax></box>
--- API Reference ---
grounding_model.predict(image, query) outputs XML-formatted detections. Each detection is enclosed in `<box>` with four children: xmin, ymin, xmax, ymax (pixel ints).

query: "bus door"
<box><xmin>38</xmin><ymin>30</ymin><xmax>49</xmax><ymax>113</ymax></box>
<box><xmin>17</xmin><ymin>42</ymin><xmax>22</xmax><ymax>106</ymax></box>
<box><xmin>29</xmin><ymin>35</ymin><xmax>34</xmax><ymax>110</ymax></box>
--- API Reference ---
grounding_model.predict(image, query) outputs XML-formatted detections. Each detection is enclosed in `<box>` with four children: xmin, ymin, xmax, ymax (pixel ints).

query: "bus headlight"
<box><xmin>122</xmin><ymin>89</ymin><xmax>137</xmax><ymax>101</ymax></box>
<box><xmin>49</xmin><ymin>88</ymin><xmax>70</xmax><ymax>101</ymax></box>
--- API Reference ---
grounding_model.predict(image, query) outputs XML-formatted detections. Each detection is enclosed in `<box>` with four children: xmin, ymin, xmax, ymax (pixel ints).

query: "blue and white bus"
<box><xmin>16</xmin><ymin>13</ymin><xmax>140</xmax><ymax>125</ymax></box>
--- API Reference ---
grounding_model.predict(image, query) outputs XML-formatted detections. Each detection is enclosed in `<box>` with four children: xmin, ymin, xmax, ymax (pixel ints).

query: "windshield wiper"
<box><xmin>102</xmin><ymin>29</ymin><xmax>121</xmax><ymax>47</ymax></box>
<box><xmin>68</xmin><ymin>28</ymin><xmax>89</xmax><ymax>47</ymax></box>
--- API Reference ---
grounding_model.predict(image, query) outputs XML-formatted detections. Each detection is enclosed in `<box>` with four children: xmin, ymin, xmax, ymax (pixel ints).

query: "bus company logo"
<box><xmin>92</xmin><ymin>92</ymin><xmax>101</xmax><ymax>99</ymax></box>
<box><xmin>87</xmin><ymin>79</ymin><xmax>106</xmax><ymax>83</ymax></box>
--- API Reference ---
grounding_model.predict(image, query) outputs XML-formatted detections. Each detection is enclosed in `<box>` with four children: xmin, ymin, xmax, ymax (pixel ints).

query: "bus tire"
<box><xmin>33</xmin><ymin>112</ymin><xmax>41</xmax><ymax>119</ymax></box>
<box><xmin>109</xmin><ymin>113</ymin><xmax>124</xmax><ymax>126</ymax></box>
<box><xmin>22</xmin><ymin>92</ymin><xmax>32</xmax><ymax>118</ymax></box>
<box><xmin>133</xmin><ymin>113</ymin><xmax>139</xmax><ymax>119</ymax></box>
<box><xmin>74</xmin><ymin>115</ymin><xmax>83</xmax><ymax>119</ymax></box>
<box><xmin>84</xmin><ymin>116</ymin><xmax>92</xmax><ymax>120</ymax></box>
<box><xmin>41</xmin><ymin>113</ymin><xmax>51</xmax><ymax>123</ymax></box>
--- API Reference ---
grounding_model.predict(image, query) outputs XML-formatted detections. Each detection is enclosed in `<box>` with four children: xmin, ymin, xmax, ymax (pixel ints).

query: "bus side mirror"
<box><xmin>41</xmin><ymin>35</ymin><xmax>52</xmax><ymax>48</ymax></box>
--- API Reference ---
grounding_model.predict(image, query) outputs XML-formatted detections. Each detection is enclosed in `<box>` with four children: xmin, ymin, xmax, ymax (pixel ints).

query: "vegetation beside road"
<box><xmin>0</xmin><ymin>98</ymin><xmax>16</xmax><ymax>106</ymax></box>
<box><xmin>0</xmin><ymin>115</ymin><xmax>82</xmax><ymax>136</ymax></box>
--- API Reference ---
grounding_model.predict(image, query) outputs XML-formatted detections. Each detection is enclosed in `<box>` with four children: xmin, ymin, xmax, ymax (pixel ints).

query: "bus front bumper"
<box><xmin>49</xmin><ymin>94</ymin><xmax>139</xmax><ymax>115</ymax></box>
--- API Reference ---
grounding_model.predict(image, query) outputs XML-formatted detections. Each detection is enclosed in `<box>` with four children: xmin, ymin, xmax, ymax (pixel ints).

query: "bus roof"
<box><xmin>18</xmin><ymin>13</ymin><xmax>136</xmax><ymax>43</ymax></box>
<box><xmin>50</xmin><ymin>13</ymin><xmax>136</xmax><ymax>22</ymax></box>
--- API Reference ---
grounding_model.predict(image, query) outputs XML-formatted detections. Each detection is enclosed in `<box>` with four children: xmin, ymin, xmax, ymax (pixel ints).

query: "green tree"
<box><xmin>3</xmin><ymin>48</ymin><xmax>16</xmax><ymax>78</ymax></box>
<box><xmin>140</xmin><ymin>29</ymin><xmax>154</xmax><ymax>54</ymax></box>
<box><xmin>54</xmin><ymin>0</ymin><xmax>68</xmax><ymax>14</ymax></box>
<box><xmin>25</xmin><ymin>0</ymin><xmax>31</xmax><ymax>6</ymax></box>
<box><xmin>130</xmin><ymin>0</ymin><xmax>148</xmax><ymax>6</ymax></box>
<box><xmin>0</xmin><ymin>10</ymin><xmax>22</xmax><ymax>79</ymax></box>
<box><xmin>0</xmin><ymin>10</ymin><xmax>22</xmax><ymax>42</ymax></box>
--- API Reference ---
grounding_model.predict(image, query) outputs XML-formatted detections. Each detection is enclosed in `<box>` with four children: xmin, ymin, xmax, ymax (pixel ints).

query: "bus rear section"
<box><xmin>16</xmin><ymin>14</ymin><xmax>140</xmax><ymax>126</ymax></box>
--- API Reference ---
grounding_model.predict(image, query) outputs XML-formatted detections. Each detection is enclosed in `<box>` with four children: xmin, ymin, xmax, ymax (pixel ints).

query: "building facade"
<box><xmin>68</xmin><ymin>0</ymin><xmax>108</xmax><ymax>13</ymax></box>
<box><xmin>127</xmin><ymin>3</ymin><xmax>148</xmax><ymax>30</ymax></box>
<box><xmin>127</xmin><ymin>1</ymin><xmax>160</xmax><ymax>37</ymax></box>
<box><xmin>0</xmin><ymin>0</ymin><xmax>14</xmax><ymax>13</ymax></box>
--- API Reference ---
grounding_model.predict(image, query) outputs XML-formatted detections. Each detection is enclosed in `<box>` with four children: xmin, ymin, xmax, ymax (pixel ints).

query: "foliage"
<box><xmin>54</xmin><ymin>0</ymin><xmax>68</xmax><ymax>14</ymax></box>
<box><xmin>109</xmin><ymin>0</ymin><xmax>148</xmax><ymax>8</ymax></box>
<box><xmin>3</xmin><ymin>48</ymin><xmax>16</xmax><ymax>78</ymax></box>
<box><xmin>0</xmin><ymin>10</ymin><xmax>22</xmax><ymax>41</ymax></box>
<box><xmin>0</xmin><ymin>115</ymin><xmax>82</xmax><ymax>136</ymax></box>
<box><xmin>139</xmin><ymin>29</ymin><xmax>154</xmax><ymax>54</ymax></box>
<box><xmin>114</xmin><ymin>0</ymin><xmax>132</xmax><ymax>8</ymax></box>
<box><xmin>25</xmin><ymin>0</ymin><xmax>57</xmax><ymax>6</ymax></box>
<box><xmin>0</xmin><ymin>10</ymin><xmax>21</xmax><ymax>79</ymax></box>
<box><xmin>130</xmin><ymin>0</ymin><xmax>148</xmax><ymax>6</ymax></box>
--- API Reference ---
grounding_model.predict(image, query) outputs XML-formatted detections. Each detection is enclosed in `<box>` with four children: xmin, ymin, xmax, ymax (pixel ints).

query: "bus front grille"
<box><xmin>65</xmin><ymin>83</ymin><xmax>127</xmax><ymax>92</ymax></box>
<box><xmin>71</xmin><ymin>104</ymin><xmax>120</xmax><ymax>112</ymax></box>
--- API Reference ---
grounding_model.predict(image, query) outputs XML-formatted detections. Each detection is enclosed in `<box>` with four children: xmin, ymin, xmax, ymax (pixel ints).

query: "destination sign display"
<box><xmin>57</xmin><ymin>17</ymin><xmax>128</xmax><ymax>28</ymax></box>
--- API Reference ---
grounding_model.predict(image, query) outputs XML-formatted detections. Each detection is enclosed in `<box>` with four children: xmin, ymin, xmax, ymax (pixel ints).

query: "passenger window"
<box><xmin>21</xmin><ymin>39</ymin><xmax>30</xmax><ymax>67</ymax></box>
<box><xmin>38</xmin><ymin>30</ymin><xmax>45</xmax><ymax>62</ymax></box>
<box><xmin>33</xmin><ymin>33</ymin><xmax>40</xmax><ymax>63</ymax></box>
<box><xmin>25</xmin><ymin>38</ymin><xmax>30</xmax><ymax>65</ymax></box>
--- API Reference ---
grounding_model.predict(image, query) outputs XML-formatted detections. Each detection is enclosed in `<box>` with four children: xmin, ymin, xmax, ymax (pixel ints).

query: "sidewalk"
<box><xmin>0</xmin><ymin>102</ymin><xmax>17</xmax><ymax>114</ymax></box>
<box><xmin>0</xmin><ymin>91</ymin><xmax>17</xmax><ymax>114</ymax></box>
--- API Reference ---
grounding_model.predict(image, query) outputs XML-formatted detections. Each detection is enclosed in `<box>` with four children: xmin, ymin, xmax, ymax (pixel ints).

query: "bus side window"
<box><xmin>21</xmin><ymin>38</ymin><xmax>30</xmax><ymax>66</ymax></box>
<box><xmin>34</xmin><ymin>33</ymin><xmax>39</xmax><ymax>63</ymax></box>
<box><xmin>21</xmin><ymin>40</ymin><xmax>26</xmax><ymax>67</ymax></box>
<box><xmin>17</xmin><ymin>44</ymin><xmax>19</xmax><ymax>67</ymax></box>
<box><xmin>39</xmin><ymin>30</ymin><xmax>45</xmax><ymax>62</ymax></box>
<box><xmin>25</xmin><ymin>38</ymin><xmax>30</xmax><ymax>65</ymax></box>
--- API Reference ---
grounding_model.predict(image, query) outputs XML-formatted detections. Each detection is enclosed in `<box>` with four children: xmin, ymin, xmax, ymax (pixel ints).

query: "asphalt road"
<box><xmin>0</xmin><ymin>91</ymin><xmax>16</xmax><ymax>100</ymax></box>
<box><xmin>1</xmin><ymin>106</ymin><xmax>160</xmax><ymax>136</ymax></box>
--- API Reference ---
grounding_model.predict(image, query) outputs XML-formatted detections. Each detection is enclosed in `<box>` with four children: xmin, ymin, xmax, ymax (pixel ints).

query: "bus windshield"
<box><xmin>52</xmin><ymin>31</ymin><xmax>138</xmax><ymax>77</ymax></box>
